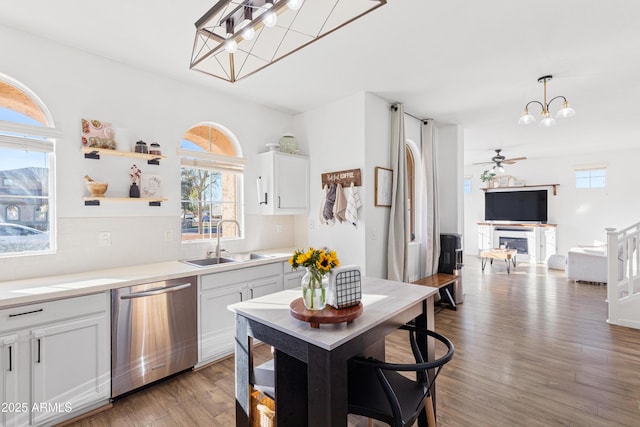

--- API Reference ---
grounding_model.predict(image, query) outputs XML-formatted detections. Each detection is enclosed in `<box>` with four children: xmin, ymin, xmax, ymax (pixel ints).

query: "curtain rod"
<box><xmin>390</xmin><ymin>104</ymin><xmax>431</xmax><ymax>123</ymax></box>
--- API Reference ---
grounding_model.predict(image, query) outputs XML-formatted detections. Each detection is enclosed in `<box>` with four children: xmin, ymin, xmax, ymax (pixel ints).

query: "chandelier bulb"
<box><xmin>242</xmin><ymin>26</ymin><xmax>255</xmax><ymax>41</ymax></box>
<box><xmin>263</xmin><ymin>10</ymin><xmax>277</xmax><ymax>27</ymax></box>
<box><xmin>518</xmin><ymin>108</ymin><xmax>536</xmax><ymax>125</ymax></box>
<box><xmin>288</xmin><ymin>0</ymin><xmax>303</xmax><ymax>10</ymax></box>
<box><xmin>556</xmin><ymin>100</ymin><xmax>576</xmax><ymax>119</ymax></box>
<box><xmin>539</xmin><ymin>112</ymin><xmax>556</xmax><ymax>127</ymax></box>
<box><xmin>224</xmin><ymin>39</ymin><xmax>238</xmax><ymax>54</ymax></box>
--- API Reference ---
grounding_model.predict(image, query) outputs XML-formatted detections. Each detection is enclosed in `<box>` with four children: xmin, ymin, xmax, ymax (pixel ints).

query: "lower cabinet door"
<box><xmin>248</xmin><ymin>275</ymin><xmax>282</xmax><ymax>299</ymax></box>
<box><xmin>200</xmin><ymin>284</ymin><xmax>245</xmax><ymax>363</ymax></box>
<box><xmin>0</xmin><ymin>334</ymin><xmax>19</xmax><ymax>427</ymax></box>
<box><xmin>283</xmin><ymin>271</ymin><xmax>304</xmax><ymax>290</ymax></box>
<box><xmin>31</xmin><ymin>314</ymin><xmax>110</xmax><ymax>426</ymax></box>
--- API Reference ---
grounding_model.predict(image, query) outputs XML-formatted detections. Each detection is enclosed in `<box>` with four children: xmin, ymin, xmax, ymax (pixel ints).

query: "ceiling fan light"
<box><xmin>518</xmin><ymin>111</ymin><xmax>536</xmax><ymax>125</ymax></box>
<box><xmin>493</xmin><ymin>164</ymin><xmax>506</xmax><ymax>174</ymax></box>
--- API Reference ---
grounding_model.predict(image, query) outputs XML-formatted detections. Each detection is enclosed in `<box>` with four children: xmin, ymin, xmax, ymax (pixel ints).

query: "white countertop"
<box><xmin>0</xmin><ymin>248</ymin><xmax>295</xmax><ymax>309</ymax></box>
<box><xmin>228</xmin><ymin>277</ymin><xmax>438</xmax><ymax>351</ymax></box>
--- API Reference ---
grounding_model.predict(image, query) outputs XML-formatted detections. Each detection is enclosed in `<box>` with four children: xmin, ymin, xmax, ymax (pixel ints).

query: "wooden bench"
<box><xmin>413</xmin><ymin>273</ymin><xmax>459</xmax><ymax>311</ymax></box>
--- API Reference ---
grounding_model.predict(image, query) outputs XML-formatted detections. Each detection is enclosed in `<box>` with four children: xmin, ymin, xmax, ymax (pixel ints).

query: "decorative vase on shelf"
<box><xmin>129</xmin><ymin>183</ymin><xmax>140</xmax><ymax>198</ymax></box>
<box><xmin>279</xmin><ymin>134</ymin><xmax>298</xmax><ymax>154</ymax></box>
<box><xmin>301</xmin><ymin>267</ymin><xmax>328</xmax><ymax>311</ymax></box>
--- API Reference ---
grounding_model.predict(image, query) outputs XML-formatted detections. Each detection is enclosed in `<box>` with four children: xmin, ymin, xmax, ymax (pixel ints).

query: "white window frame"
<box><xmin>178</xmin><ymin>148</ymin><xmax>246</xmax><ymax>243</ymax></box>
<box><xmin>0</xmin><ymin>75</ymin><xmax>59</xmax><ymax>257</ymax></box>
<box><xmin>574</xmin><ymin>164</ymin><xmax>607</xmax><ymax>189</ymax></box>
<box><xmin>464</xmin><ymin>177</ymin><xmax>472</xmax><ymax>194</ymax></box>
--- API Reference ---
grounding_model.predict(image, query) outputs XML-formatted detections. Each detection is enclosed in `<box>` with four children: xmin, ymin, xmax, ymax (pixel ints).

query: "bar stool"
<box><xmin>347</xmin><ymin>324</ymin><xmax>454</xmax><ymax>427</ymax></box>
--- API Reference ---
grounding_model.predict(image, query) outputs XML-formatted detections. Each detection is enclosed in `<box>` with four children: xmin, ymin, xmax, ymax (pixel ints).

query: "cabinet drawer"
<box><xmin>201</xmin><ymin>262</ymin><xmax>281</xmax><ymax>292</ymax></box>
<box><xmin>0</xmin><ymin>292</ymin><xmax>109</xmax><ymax>333</ymax></box>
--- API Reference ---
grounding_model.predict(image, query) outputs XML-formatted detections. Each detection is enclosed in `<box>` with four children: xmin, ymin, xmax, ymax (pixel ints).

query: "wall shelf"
<box><xmin>81</xmin><ymin>147</ymin><xmax>167</xmax><ymax>165</ymax></box>
<box><xmin>84</xmin><ymin>197</ymin><xmax>168</xmax><ymax>206</ymax></box>
<box><xmin>482</xmin><ymin>184</ymin><xmax>560</xmax><ymax>196</ymax></box>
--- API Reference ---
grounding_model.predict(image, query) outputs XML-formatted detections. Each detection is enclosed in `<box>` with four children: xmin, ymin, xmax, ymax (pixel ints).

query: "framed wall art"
<box><xmin>375</xmin><ymin>166</ymin><xmax>392</xmax><ymax>207</ymax></box>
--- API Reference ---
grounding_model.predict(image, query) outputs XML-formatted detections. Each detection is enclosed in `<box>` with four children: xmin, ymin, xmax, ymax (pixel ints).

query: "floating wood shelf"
<box><xmin>83</xmin><ymin>197</ymin><xmax>168</xmax><ymax>206</ymax></box>
<box><xmin>81</xmin><ymin>147</ymin><xmax>166</xmax><ymax>165</ymax></box>
<box><xmin>482</xmin><ymin>184</ymin><xmax>560</xmax><ymax>196</ymax></box>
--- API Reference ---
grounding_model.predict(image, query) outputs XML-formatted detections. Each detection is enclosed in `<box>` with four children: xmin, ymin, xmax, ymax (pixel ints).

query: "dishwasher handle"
<box><xmin>120</xmin><ymin>282</ymin><xmax>192</xmax><ymax>299</ymax></box>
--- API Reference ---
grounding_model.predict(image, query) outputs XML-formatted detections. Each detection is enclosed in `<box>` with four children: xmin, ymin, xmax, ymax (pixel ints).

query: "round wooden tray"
<box><xmin>289</xmin><ymin>298</ymin><xmax>363</xmax><ymax>328</ymax></box>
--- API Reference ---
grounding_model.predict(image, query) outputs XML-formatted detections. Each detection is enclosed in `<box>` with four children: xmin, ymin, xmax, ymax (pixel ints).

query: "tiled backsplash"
<box><xmin>0</xmin><ymin>215</ymin><xmax>298</xmax><ymax>282</ymax></box>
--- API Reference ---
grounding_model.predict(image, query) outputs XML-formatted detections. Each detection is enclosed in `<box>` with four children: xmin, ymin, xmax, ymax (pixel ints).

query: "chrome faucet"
<box><xmin>214</xmin><ymin>219</ymin><xmax>241</xmax><ymax>259</ymax></box>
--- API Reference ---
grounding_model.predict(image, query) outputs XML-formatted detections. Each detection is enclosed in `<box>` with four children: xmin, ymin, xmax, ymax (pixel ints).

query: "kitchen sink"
<box><xmin>180</xmin><ymin>257</ymin><xmax>238</xmax><ymax>267</ymax></box>
<box><xmin>228</xmin><ymin>252</ymin><xmax>274</xmax><ymax>261</ymax></box>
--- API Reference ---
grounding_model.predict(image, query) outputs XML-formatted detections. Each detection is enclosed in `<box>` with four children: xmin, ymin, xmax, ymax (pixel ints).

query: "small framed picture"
<box><xmin>498</xmin><ymin>176</ymin><xmax>510</xmax><ymax>187</ymax></box>
<box><xmin>513</xmin><ymin>179</ymin><xmax>525</xmax><ymax>187</ymax></box>
<box><xmin>375</xmin><ymin>166</ymin><xmax>393</xmax><ymax>207</ymax></box>
<box><xmin>140</xmin><ymin>174</ymin><xmax>162</xmax><ymax>198</ymax></box>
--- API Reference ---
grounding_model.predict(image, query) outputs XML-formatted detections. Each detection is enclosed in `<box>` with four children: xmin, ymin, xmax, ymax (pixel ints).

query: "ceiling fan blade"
<box><xmin>472</xmin><ymin>161</ymin><xmax>495</xmax><ymax>165</ymax></box>
<box><xmin>502</xmin><ymin>157</ymin><xmax>527</xmax><ymax>164</ymax></box>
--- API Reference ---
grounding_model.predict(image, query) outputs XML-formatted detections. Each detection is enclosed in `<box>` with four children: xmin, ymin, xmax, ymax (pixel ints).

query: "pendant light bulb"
<box><xmin>224</xmin><ymin>38</ymin><xmax>238</xmax><ymax>53</ymax></box>
<box><xmin>242</xmin><ymin>26</ymin><xmax>255</xmax><ymax>41</ymax></box>
<box><xmin>288</xmin><ymin>0</ymin><xmax>303</xmax><ymax>10</ymax></box>
<box><xmin>263</xmin><ymin>10</ymin><xmax>277</xmax><ymax>28</ymax></box>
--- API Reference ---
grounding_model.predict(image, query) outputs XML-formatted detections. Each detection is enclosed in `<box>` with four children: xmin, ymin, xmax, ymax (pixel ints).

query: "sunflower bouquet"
<box><xmin>289</xmin><ymin>247</ymin><xmax>340</xmax><ymax>310</ymax></box>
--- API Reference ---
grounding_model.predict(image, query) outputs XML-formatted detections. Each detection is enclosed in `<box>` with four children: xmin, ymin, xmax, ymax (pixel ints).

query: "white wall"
<box><xmin>363</xmin><ymin>93</ymin><xmax>392</xmax><ymax>278</ymax></box>
<box><xmin>463</xmin><ymin>147</ymin><xmax>640</xmax><ymax>256</ymax></box>
<box><xmin>0</xmin><ymin>25</ymin><xmax>297</xmax><ymax>281</ymax></box>
<box><xmin>294</xmin><ymin>92</ymin><xmax>369</xmax><ymax>272</ymax></box>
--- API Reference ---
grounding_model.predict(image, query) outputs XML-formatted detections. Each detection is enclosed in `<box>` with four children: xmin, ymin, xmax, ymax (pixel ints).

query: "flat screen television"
<box><xmin>485</xmin><ymin>189</ymin><xmax>548</xmax><ymax>223</ymax></box>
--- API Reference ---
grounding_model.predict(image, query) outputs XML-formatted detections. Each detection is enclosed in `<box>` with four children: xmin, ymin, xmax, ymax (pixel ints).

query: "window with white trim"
<box><xmin>179</xmin><ymin>124</ymin><xmax>244</xmax><ymax>242</ymax></box>
<box><xmin>464</xmin><ymin>177</ymin><xmax>472</xmax><ymax>194</ymax></box>
<box><xmin>0</xmin><ymin>76</ymin><xmax>56</xmax><ymax>256</ymax></box>
<box><xmin>575</xmin><ymin>165</ymin><xmax>606</xmax><ymax>189</ymax></box>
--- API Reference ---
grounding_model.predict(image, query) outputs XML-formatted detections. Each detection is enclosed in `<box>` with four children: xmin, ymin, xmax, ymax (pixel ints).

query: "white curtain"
<box><xmin>420</xmin><ymin>119</ymin><xmax>440</xmax><ymax>276</ymax></box>
<box><xmin>387</xmin><ymin>104</ymin><xmax>410</xmax><ymax>282</ymax></box>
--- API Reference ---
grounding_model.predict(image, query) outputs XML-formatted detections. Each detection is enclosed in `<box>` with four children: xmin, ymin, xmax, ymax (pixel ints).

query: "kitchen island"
<box><xmin>229</xmin><ymin>277</ymin><xmax>438</xmax><ymax>427</ymax></box>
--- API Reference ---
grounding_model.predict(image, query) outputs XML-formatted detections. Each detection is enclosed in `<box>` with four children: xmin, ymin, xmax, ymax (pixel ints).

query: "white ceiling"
<box><xmin>2</xmin><ymin>0</ymin><xmax>639</xmax><ymax>164</ymax></box>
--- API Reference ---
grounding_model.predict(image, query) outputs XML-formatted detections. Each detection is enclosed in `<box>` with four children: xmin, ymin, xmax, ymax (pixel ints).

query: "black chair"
<box><xmin>348</xmin><ymin>324</ymin><xmax>454</xmax><ymax>427</ymax></box>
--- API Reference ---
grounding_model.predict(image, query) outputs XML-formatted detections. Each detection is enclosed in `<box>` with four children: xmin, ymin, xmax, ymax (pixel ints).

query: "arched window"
<box><xmin>179</xmin><ymin>123</ymin><xmax>245</xmax><ymax>242</ymax></box>
<box><xmin>0</xmin><ymin>75</ymin><xmax>57</xmax><ymax>255</ymax></box>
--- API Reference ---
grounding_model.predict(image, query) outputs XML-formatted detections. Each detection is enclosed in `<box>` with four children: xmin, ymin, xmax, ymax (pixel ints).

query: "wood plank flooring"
<box><xmin>64</xmin><ymin>257</ymin><xmax>640</xmax><ymax>426</ymax></box>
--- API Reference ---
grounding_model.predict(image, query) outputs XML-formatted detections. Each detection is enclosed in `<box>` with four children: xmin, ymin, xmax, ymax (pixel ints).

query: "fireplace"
<box><xmin>499</xmin><ymin>236</ymin><xmax>528</xmax><ymax>254</ymax></box>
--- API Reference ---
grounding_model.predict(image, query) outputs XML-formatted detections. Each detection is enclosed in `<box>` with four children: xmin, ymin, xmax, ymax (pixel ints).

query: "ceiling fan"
<box><xmin>473</xmin><ymin>149</ymin><xmax>527</xmax><ymax>172</ymax></box>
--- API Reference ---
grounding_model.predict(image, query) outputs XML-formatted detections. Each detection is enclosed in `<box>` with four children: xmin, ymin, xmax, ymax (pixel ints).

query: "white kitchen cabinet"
<box><xmin>257</xmin><ymin>151</ymin><xmax>309</xmax><ymax>215</ymax></box>
<box><xmin>198</xmin><ymin>263</ymin><xmax>282</xmax><ymax>365</ymax></box>
<box><xmin>0</xmin><ymin>334</ymin><xmax>19</xmax><ymax>427</ymax></box>
<box><xmin>282</xmin><ymin>261</ymin><xmax>305</xmax><ymax>290</ymax></box>
<box><xmin>31</xmin><ymin>315</ymin><xmax>110</xmax><ymax>426</ymax></box>
<box><xmin>0</xmin><ymin>292</ymin><xmax>110</xmax><ymax>427</ymax></box>
<box><xmin>199</xmin><ymin>282</ymin><xmax>246</xmax><ymax>363</ymax></box>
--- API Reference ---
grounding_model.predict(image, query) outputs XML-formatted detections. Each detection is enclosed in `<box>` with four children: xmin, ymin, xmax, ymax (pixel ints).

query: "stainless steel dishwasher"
<box><xmin>111</xmin><ymin>276</ymin><xmax>197</xmax><ymax>397</ymax></box>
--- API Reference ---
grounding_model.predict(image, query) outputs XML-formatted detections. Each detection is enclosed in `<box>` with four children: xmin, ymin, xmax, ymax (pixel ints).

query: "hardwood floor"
<box><xmin>65</xmin><ymin>257</ymin><xmax>640</xmax><ymax>426</ymax></box>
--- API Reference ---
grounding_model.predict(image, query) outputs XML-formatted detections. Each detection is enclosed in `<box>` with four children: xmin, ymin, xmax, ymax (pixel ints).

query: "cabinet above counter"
<box><xmin>256</xmin><ymin>151</ymin><xmax>309</xmax><ymax>215</ymax></box>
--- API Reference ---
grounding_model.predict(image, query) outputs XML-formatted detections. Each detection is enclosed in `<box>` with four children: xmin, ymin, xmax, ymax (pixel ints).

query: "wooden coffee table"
<box><xmin>480</xmin><ymin>248</ymin><xmax>518</xmax><ymax>274</ymax></box>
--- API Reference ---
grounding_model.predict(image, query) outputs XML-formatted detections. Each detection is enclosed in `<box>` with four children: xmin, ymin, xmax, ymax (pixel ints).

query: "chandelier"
<box><xmin>190</xmin><ymin>0</ymin><xmax>387</xmax><ymax>83</ymax></box>
<box><xmin>518</xmin><ymin>75</ymin><xmax>576</xmax><ymax>127</ymax></box>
